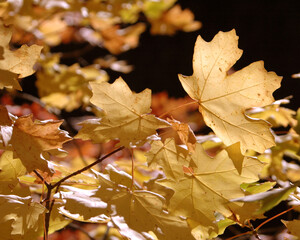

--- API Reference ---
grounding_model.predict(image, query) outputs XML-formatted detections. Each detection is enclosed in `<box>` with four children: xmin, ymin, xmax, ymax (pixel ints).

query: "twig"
<box><xmin>102</xmin><ymin>225</ymin><xmax>110</xmax><ymax>240</ymax></box>
<box><xmin>33</xmin><ymin>170</ymin><xmax>51</xmax><ymax>189</ymax></box>
<box><xmin>52</xmin><ymin>146</ymin><xmax>125</xmax><ymax>188</ymax></box>
<box><xmin>33</xmin><ymin>146</ymin><xmax>124</xmax><ymax>240</ymax></box>
<box><xmin>247</xmin><ymin>220</ymin><xmax>261</xmax><ymax>240</ymax></box>
<box><xmin>255</xmin><ymin>205</ymin><xmax>299</xmax><ymax>231</ymax></box>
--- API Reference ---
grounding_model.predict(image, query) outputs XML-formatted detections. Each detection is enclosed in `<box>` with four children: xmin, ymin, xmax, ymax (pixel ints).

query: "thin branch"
<box><xmin>101</xmin><ymin>225</ymin><xmax>110</xmax><ymax>240</ymax></box>
<box><xmin>52</xmin><ymin>146</ymin><xmax>125</xmax><ymax>188</ymax></box>
<box><xmin>247</xmin><ymin>220</ymin><xmax>261</xmax><ymax>240</ymax></box>
<box><xmin>255</xmin><ymin>205</ymin><xmax>299</xmax><ymax>231</ymax></box>
<box><xmin>33</xmin><ymin>170</ymin><xmax>51</xmax><ymax>189</ymax></box>
<box><xmin>44</xmin><ymin>183</ymin><xmax>53</xmax><ymax>239</ymax></box>
<box><xmin>225</xmin><ymin>231</ymin><xmax>252</xmax><ymax>240</ymax></box>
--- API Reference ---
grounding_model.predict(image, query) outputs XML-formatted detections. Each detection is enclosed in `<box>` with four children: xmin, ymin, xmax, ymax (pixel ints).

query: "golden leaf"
<box><xmin>146</xmin><ymin>138</ymin><xmax>190</xmax><ymax>180</ymax></box>
<box><xmin>179</xmin><ymin>30</ymin><xmax>282</xmax><ymax>153</ymax></box>
<box><xmin>77</xmin><ymin>77</ymin><xmax>170</xmax><ymax>147</ymax></box>
<box><xmin>0</xmin><ymin>20</ymin><xmax>42</xmax><ymax>90</ymax></box>
<box><xmin>161</xmin><ymin>143</ymin><xmax>264</xmax><ymax>227</ymax></box>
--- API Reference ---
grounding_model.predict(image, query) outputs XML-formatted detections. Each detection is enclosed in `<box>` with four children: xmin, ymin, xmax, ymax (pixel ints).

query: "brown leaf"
<box><xmin>11</xmin><ymin>115</ymin><xmax>71</xmax><ymax>174</ymax></box>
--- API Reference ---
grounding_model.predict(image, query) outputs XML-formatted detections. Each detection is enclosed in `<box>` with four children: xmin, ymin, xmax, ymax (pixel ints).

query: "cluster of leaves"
<box><xmin>0</xmin><ymin>1</ymin><xmax>300</xmax><ymax>240</ymax></box>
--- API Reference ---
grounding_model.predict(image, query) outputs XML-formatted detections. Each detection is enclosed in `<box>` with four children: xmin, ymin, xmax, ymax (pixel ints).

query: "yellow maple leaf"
<box><xmin>178</xmin><ymin>29</ymin><xmax>282</xmax><ymax>153</ymax></box>
<box><xmin>0</xmin><ymin>20</ymin><xmax>42</xmax><ymax>90</ymax></box>
<box><xmin>77</xmin><ymin>77</ymin><xmax>170</xmax><ymax>147</ymax></box>
<box><xmin>109</xmin><ymin>190</ymin><xmax>194</xmax><ymax>240</ymax></box>
<box><xmin>0</xmin><ymin>151</ymin><xmax>27</xmax><ymax>194</ymax></box>
<box><xmin>160</xmin><ymin>142</ymin><xmax>264</xmax><ymax>227</ymax></box>
<box><xmin>93</xmin><ymin>164</ymin><xmax>194</xmax><ymax>240</ymax></box>
<box><xmin>146</xmin><ymin>138</ymin><xmax>190</xmax><ymax>180</ymax></box>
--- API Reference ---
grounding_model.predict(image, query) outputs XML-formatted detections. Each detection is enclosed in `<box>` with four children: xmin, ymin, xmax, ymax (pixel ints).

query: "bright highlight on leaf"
<box><xmin>179</xmin><ymin>29</ymin><xmax>282</xmax><ymax>153</ymax></box>
<box><xmin>77</xmin><ymin>77</ymin><xmax>170</xmax><ymax>147</ymax></box>
<box><xmin>0</xmin><ymin>194</ymin><xmax>46</xmax><ymax>240</ymax></box>
<box><xmin>0</xmin><ymin>20</ymin><xmax>42</xmax><ymax>90</ymax></box>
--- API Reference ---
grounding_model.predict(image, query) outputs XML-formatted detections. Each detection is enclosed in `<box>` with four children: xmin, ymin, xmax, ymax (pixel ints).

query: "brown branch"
<box><xmin>33</xmin><ymin>170</ymin><xmax>51</xmax><ymax>189</ymax></box>
<box><xmin>34</xmin><ymin>146</ymin><xmax>124</xmax><ymax>240</ymax></box>
<box><xmin>52</xmin><ymin>146</ymin><xmax>125</xmax><ymax>188</ymax></box>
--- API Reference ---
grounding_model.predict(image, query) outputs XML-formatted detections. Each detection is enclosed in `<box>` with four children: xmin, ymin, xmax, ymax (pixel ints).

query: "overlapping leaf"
<box><xmin>0</xmin><ymin>194</ymin><xmax>46</xmax><ymax>240</ymax></box>
<box><xmin>0</xmin><ymin>106</ymin><xmax>71</xmax><ymax>174</ymax></box>
<box><xmin>159</xmin><ymin>142</ymin><xmax>264</xmax><ymax>227</ymax></box>
<box><xmin>77</xmin><ymin>77</ymin><xmax>170</xmax><ymax>147</ymax></box>
<box><xmin>0</xmin><ymin>151</ymin><xmax>27</xmax><ymax>194</ymax></box>
<box><xmin>146</xmin><ymin>138</ymin><xmax>190</xmax><ymax>180</ymax></box>
<box><xmin>179</xmin><ymin>29</ymin><xmax>282</xmax><ymax>153</ymax></box>
<box><xmin>0</xmin><ymin>20</ymin><xmax>42</xmax><ymax>90</ymax></box>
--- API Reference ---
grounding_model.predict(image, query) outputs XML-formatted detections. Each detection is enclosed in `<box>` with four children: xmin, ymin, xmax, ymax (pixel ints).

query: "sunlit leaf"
<box><xmin>179</xmin><ymin>29</ymin><xmax>282</xmax><ymax>153</ymax></box>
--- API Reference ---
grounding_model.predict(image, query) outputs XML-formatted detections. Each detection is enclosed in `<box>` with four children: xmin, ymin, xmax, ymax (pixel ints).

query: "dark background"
<box><xmin>118</xmin><ymin>0</ymin><xmax>300</xmax><ymax>110</ymax></box>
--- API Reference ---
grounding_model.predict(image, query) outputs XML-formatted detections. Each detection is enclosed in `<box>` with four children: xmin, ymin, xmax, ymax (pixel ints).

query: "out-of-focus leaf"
<box><xmin>282</xmin><ymin>219</ymin><xmax>300</xmax><ymax>239</ymax></box>
<box><xmin>248</xmin><ymin>99</ymin><xmax>297</xmax><ymax>128</ymax></box>
<box><xmin>0</xmin><ymin>20</ymin><xmax>42</xmax><ymax>90</ymax></box>
<box><xmin>231</xmin><ymin>184</ymin><xmax>297</xmax><ymax>214</ymax></box>
<box><xmin>150</xmin><ymin>5</ymin><xmax>201</xmax><ymax>35</ymax></box>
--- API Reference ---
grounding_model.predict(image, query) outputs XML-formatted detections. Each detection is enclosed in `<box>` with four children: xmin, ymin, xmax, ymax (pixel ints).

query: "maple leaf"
<box><xmin>160</xmin><ymin>142</ymin><xmax>264</xmax><ymax>227</ymax></box>
<box><xmin>146</xmin><ymin>138</ymin><xmax>190</xmax><ymax>180</ymax></box>
<box><xmin>109</xmin><ymin>189</ymin><xmax>195</xmax><ymax>240</ymax></box>
<box><xmin>57</xmin><ymin>186</ymin><xmax>109</xmax><ymax>223</ymax></box>
<box><xmin>10</xmin><ymin>115</ymin><xmax>71</xmax><ymax>174</ymax></box>
<box><xmin>178</xmin><ymin>29</ymin><xmax>282</xmax><ymax>153</ymax></box>
<box><xmin>0</xmin><ymin>151</ymin><xmax>27</xmax><ymax>194</ymax></box>
<box><xmin>93</xmin><ymin>164</ymin><xmax>195</xmax><ymax>240</ymax></box>
<box><xmin>0</xmin><ymin>20</ymin><xmax>42</xmax><ymax>90</ymax></box>
<box><xmin>0</xmin><ymin>194</ymin><xmax>46</xmax><ymax>240</ymax></box>
<box><xmin>77</xmin><ymin>77</ymin><xmax>170</xmax><ymax>147</ymax></box>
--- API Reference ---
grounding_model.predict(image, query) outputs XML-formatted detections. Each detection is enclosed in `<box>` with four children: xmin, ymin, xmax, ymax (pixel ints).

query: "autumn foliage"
<box><xmin>0</xmin><ymin>1</ymin><xmax>300</xmax><ymax>240</ymax></box>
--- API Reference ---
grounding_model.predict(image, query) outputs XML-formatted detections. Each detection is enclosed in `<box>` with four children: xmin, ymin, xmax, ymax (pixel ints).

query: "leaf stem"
<box><xmin>255</xmin><ymin>205</ymin><xmax>299</xmax><ymax>231</ymax></box>
<box><xmin>158</xmin><ymin>100</ymin><xmax>197</xmax><ymax>118</ymax></box>
<box><xmin>247</xmin><ymin>220</ymin><xmax>261</xmax><ymax>240</ymax></box>
<box><xmin>225</xmin><ymin>231</ymin><xmax>252</xmax><ymax>240</ymax></box>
